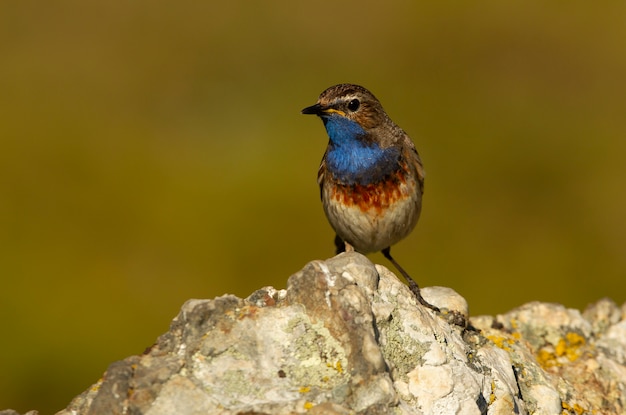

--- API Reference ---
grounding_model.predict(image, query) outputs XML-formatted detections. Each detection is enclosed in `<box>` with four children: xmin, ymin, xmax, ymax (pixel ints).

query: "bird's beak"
<box><xmin>301</xmin><ymin>103</ymin><xmax>323</xmax><ymax>115</ymax></box>
<box><xmin>301</xmin><ymin>104</ymin><xmax>346</xmax><ymax>117</ymax></box>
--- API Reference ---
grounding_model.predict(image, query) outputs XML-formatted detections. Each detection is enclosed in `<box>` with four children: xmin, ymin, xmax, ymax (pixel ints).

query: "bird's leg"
<box><xmin>382</xmin><ymin>247</ymin><xmax>440</xmax><ymax>313</ymax></box>
<box><xmin>334</xmin><ymin>235</ymin><xmax>345</xmax><ymax>254</ymax></box>
<box><xmin>334</xmin><ymin>235</ymin><xmax>356</xmax><ymax>254</ymax></box>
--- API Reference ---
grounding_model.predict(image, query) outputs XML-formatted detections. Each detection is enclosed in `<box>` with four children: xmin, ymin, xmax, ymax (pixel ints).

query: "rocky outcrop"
<box><xmin>36</xmin><ymin>253</ymin><xmax>626</xmax><ymax>414</ymax></box>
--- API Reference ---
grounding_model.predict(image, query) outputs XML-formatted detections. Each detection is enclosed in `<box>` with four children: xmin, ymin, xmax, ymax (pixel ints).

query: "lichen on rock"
<box><xmin>42</xmin><ymin>253</ymin><xmax>626</xmax><ymax>415</ymax></box>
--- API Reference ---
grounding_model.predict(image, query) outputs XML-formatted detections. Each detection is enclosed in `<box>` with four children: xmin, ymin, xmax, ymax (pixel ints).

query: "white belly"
<box><xmin>321</xmin><ymin>176</ymin><xmax>421</xmax><ymax>253</ymax></box>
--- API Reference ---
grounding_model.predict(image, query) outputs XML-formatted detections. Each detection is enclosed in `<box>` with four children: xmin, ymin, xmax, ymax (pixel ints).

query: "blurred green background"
<box><xmin>2</xmin><ymin>1</ymin><xmax>625</xmax><ymax>413</ymax></box>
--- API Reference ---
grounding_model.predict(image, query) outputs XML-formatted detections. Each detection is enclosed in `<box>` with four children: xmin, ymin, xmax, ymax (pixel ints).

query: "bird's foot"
<box><xmin>406</xmin><ymin>279</ymin><xmax>440</xmax><ymax>313</ymax></box>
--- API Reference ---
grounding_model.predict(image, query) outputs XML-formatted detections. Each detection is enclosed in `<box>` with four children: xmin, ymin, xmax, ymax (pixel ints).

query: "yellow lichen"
<box><xmin>486</xmin><ymin>334</ymin><xmax>514</xmax><ymax>351</ymax></box>
<box><xmin>538</xmin><ymin>332</ymin><xmax>586</xmax><ymax>369</ymax></box>
<box><xmin>489</xmin><ymin>380</ymin><xmax>496</xmax><ymax>405</ymax></box>
<box><xmin>326</xmin><ymin>360</ymin><xmax>343</xmax><ymax>373</ymax></box>
<box><xmin>299</xmin><ymin>386</ymin><xmax>311</xmax><ymax>393</ymax></box>
<box><xmin>565</xmin><ymin>332</ymin><xmax>585</xmax><ymax>361</ymax></box>
<box><xmin>537</xmin><ymin>348</ymin><xmax>560</xmax><ymax>368</ymax></box>
<box><xmin>304</xmin><ymin>401</ymin><xmax>314</xmax><ymax>410</ymax></box>
<box><xmin>562</xmin><ymin>401</ymin><xmax>587</xmax><ymax>415</ymax></box>
<box><xmin>555</xmin><ymin>339</ymin><xmax>567</xmax><ymax>357</ymax></box>
<box><xmin>335</xmin><ymin>360</ymin><xmax>343</xmax><ymax>373</ymax></box>
<box><xmin>556</xmin><ymin>332</ymin><xmax>585</xmax><ymax>362</ymax></box>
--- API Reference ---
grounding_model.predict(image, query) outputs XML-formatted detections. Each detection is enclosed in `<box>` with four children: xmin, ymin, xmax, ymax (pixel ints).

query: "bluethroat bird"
<box><xmin>302</xmin><ymin>84</ymin><xmax>439</xmax><ymax>312</ymax></box>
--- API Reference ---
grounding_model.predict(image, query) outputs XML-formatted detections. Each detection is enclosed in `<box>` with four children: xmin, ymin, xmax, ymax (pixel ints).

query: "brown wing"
<box><xmin>403</xmin><ymin>140</ymin><xmax>425</xmax><ymax>195</ymax></box>
<box><xmin>317</xmin><ymin>149</ymin><xmax>328</xmax><ymax>200</ymax></box>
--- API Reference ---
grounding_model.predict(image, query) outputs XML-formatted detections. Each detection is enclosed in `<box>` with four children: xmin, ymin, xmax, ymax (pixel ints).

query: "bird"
<box><xmin>302</xmin><ymin>83</ymin><xmax>439</xmax><ymax>312</ymax></box>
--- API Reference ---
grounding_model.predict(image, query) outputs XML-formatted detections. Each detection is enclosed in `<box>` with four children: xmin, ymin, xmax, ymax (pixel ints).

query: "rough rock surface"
<box><xmin>33</xmin><ymin>253</ymin><xmax>626</xmax><ymax>414</ymax></box>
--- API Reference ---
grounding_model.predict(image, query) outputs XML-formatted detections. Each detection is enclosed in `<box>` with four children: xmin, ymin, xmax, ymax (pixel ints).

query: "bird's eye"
<box><xmin>347</xmin><ymin>99</ymin><xmax>360</xmax><ymax>112</ymax></box>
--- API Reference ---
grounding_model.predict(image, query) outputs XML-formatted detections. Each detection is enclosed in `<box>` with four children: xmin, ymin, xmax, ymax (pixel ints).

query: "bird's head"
<box><xmin>301</xmin><ymin>84</ymin><xmax>388</xmax><ymax>131</ymax></box>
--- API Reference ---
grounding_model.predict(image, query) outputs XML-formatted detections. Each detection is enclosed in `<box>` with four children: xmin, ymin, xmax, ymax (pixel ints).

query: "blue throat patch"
<box><xmin>322</xmin><ymin>114</ymin><xmax>400</xmax><ymax>185</ymax></box>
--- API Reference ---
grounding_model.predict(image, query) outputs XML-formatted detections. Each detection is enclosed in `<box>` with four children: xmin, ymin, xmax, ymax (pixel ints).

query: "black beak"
<box><xmin>301</xmin><ymin>103</ymin><xmax>323</xmax><ymax>115</ymax></box>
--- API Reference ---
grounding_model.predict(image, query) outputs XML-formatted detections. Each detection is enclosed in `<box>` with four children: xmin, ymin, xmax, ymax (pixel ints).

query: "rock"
<box><xmin>48</xmin><ymin>253</ymin><xmax>625</xmax><ymax>415</ymax></box>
